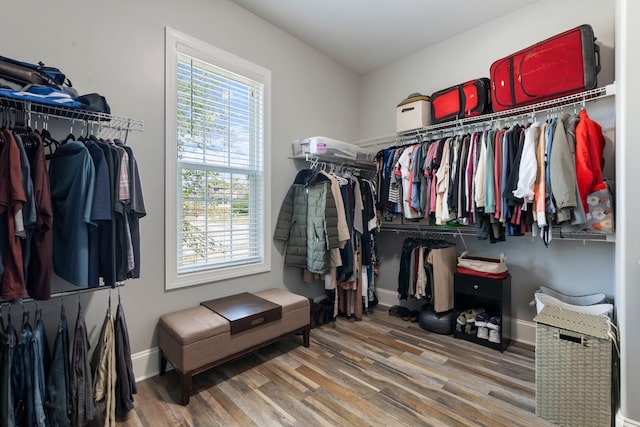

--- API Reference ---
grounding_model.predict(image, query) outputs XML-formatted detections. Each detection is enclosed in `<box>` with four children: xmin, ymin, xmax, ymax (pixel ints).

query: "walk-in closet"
<box><xmin>0</xmin><ymin>0</ymin><xmax>637</xmax><ymax>426</ymax></box>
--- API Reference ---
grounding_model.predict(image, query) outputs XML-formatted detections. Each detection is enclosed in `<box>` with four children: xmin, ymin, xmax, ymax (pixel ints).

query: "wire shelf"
<box><xmin>0</xmin><ymin>94</ymin><xmax>144</xmax><ymax>133</ymax></box>
<box><xmin>358</xmin><ymin>83</ymin><xmax>615</xmax><ymax>148</ymax></box>
<box><xmin>379</xmin><ymin>224</ymin><xmax>615</xmax><ymax>243</ymax></box>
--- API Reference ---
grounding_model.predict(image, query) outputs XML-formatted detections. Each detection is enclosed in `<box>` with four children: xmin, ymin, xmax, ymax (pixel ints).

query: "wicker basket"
<box><xmin>534</xmin><ymin>306</ymin><xmax>614</xmax><ymax>427</ymax></box>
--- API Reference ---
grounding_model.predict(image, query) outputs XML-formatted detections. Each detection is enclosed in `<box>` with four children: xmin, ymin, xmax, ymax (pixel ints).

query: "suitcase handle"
<box><xmin>594</xmin><ymin>43</ymin><xmax>601</xmax><ymax>75</ymax></box>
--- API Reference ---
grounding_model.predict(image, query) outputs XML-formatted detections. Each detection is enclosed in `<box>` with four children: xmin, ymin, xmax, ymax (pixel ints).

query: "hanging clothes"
<box><xmin>47</xmin><ymin>305</ymin><xmax>71</xmax><ymax>427</ymax></box>
<box><xmin>119</xmin><ymin>142</ymin><xmax>146</xmax><ymax>280</ymax></box>
<box><xmin>86</xmin><ymin>137</ymin><xmax>112</xmax><ymax>288</ymax></box>
<box><xmin>274</xmin><ymin>169</ymin><xmax>340</xmax><ymax>274</ymax></box>
<box><xmin>13</xmin><ymin>314</ymin><xmax>33</xmax><ymax>426</ymax></box>
<box><xmin>31</xmin><ymin>312</ymin><xmax>48</xmax><ymax>427</ymax></box>
<box><xmin>114</xmin><ymin>299</ymin><xmax>137</xmax><ymax>417</ymax></box>
<box><xmin>69</xmin><ymin>305</ymin><xmax>96</xmax><ymax>426</ymax></box>
<box><xmin>92</xmin><ymin>309</ymin><xmax>116</xmax><ymax>426</ymax></box>
<box><xmin>1</xmin><ymin>317</ymin><xmax>15</xmax><ymax>427</ymax></box>
<box><xmin>25</xmin><ymin>131</ymin><xmax>53</xmax><ymax>301</ymax></box>
<box><xmin>575</xmin><ymin>109</ymin><xmax>607</xmax><ymax>212</ymax></box>
<box><xmin>0</xmin><ymin>129</ymin><xmax>27</xmax><ymax>300</ymax></box>
<box><xmin>397</xmin><ymin>237</ymin><xmax>456</xmax><ymax>312</ymax></box>
<box><xmin>49</xmin><ymin>141</ymin><xmax>96</xmax><ymax>286</ymax></box>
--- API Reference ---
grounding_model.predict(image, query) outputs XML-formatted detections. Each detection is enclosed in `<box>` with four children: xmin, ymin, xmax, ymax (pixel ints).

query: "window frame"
<box><xmin>165</xmin><ymin>27</ymin><xmax>271</xmax><ymax>290</ymax></box>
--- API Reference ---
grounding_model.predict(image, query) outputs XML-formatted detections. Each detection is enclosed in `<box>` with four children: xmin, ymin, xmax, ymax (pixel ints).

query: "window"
<box><xmin>165</xmin><ymin>28</ymin><xmax>271</xmax><ymax>289</ymax></box>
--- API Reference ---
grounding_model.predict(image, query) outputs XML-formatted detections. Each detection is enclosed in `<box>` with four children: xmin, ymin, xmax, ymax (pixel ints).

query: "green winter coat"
<box><xmin>274</xmin><ymin>170</ymin><xmax>339</xmax><ymax>274</ymax></box>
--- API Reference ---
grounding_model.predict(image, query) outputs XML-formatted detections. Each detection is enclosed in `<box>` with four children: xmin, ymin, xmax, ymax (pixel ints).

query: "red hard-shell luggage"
<box><xmin>430</xmin><ymin>78</ymin><xmax>491</xmax><ymax>124</ymax></box>
<box><xmin>490</xmin><ymin>24</ymin><xmax>600</xmax><ymax>112</ymax></box>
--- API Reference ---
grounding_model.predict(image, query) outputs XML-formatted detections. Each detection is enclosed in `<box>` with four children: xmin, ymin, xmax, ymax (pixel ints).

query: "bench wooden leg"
<box><xmin>160</xmin><ymin>352</ymin><xmax>167</xmax><ymax>375</ymax></box>
<box><xmin>303</xmin><ymin>324</ymin><xmax>310</xmax><ymax>347</ymax></box>
<box><xmin>181</xmin><ymin>372</ymin><xmax>192</xmax><ymax>405</ymax></box>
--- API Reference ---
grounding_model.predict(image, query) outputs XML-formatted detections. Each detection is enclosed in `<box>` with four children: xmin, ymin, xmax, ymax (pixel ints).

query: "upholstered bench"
<box><xmin>157</xmin><ymin>288</ymin><xmax>310</xmax><ymax>405</ymax></box>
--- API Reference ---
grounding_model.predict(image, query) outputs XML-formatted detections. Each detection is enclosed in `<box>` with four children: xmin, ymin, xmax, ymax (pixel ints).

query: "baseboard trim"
<box><xmin>132</xmin><ymin>347</ymin><xmax>164</xmax><ymax>382</ymax></box>
<box><xmin>376</xmin><ymin>288</ymin><xmax>536</xmax><ymax>346</ymax></box>
<box><xmin>617</xmin><ymin>411</ymin><xmax>640</xmax><ymax>427</ymax></box>
<box><xmin>376</xmin><ymin>288</ymin><xmax>399</xmax><ymax>308</ymax></box>
<box><xmin>512</xmin><ymin>318</ymin><xmax>535</xmax><ymax>347</ymax></box>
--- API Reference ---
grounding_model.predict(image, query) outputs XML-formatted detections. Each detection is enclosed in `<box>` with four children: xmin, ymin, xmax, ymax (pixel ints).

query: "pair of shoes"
<box><xmin>487</xmin><ymin>316</ymin><xmax>501</xmax><ymax>331</ymax></box>
<box><xmin>474</xmin><ymin>312</ymin><xmax>490</xmax><ymax>327</ymax></box>
<box><xmin>465</xmin><ymin>307</ymin><xmax>485</xmax><ymax>325</ymax></box>
<box><xmin>396</xmin><ymin>306</ymin><xmax>411</xmax><ymax>318</ymax></box>
<box><xmin>402</xmin><ymin>310</ymin><xmax>419</xmax><ymax>322</ymax></box>
<box><xmin>388</xmin><ymin>305</ymin><xmax>401</xmax><ymax>316</ymax></box>
<box><xmin>489</xmin><ymin>329</ymin><xmax>501</xmax><ymax>343</ymax></box>
<box><xmin>465</xmin><ymin>323</ymin><xmax>477</xmax><ymax>335</ymax></box>
<box><xmin>456</xmin><ymin>312</ymin><xmax>467</xmax><ymax>332</ymax></box>
<box><xmin>477</xmin><ymin>326</ymin><xmax>489</xmax><ymax>339</ymax></box>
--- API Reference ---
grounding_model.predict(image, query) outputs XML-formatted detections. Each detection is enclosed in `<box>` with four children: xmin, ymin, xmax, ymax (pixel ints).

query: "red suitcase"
<box><xmin>490</xmin><ymin>24</ymin><xmax>600</xmax><ymax>112</ymax></box>
<box><xmin>430</xmin><ymin>78</ymin><xmax>491</xmax><ymax>124</ymax></box>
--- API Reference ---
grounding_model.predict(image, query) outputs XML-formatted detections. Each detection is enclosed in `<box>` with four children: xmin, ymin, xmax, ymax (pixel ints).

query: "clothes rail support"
<box><xmin>0</xmin><ymin>282</ymin><xmax>125</xmax><ymax>308</ymax></box>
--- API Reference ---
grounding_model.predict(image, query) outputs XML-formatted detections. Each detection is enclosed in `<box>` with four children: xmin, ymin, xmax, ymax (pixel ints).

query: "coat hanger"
<box><xmin>21</xmin><ymin>303</ymin><xmax>29</xmax><ymax>326</ymax></box>
<box><xmin>35</xmin><ymin>301</ymin><xmax>42</xmax><ymax>322</ymax></box>
<box><xmin>60</xmin><ymin>292</ymin><xmax>66</xmax><ymax>319</ymax></box>
<box><xmin>64</xmin><ymin>119</ymin><xmax>76</xmax><ymax>144</ymax></box>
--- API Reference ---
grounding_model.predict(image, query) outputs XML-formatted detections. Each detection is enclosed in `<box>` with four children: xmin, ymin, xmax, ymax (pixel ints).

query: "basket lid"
<box><xmin>397</xmin><ymin>93</ymin><xmax>431</xmax><ymax>107</ymax></box>
<box><xmin>534</xmin><ymin>305</ymin><xmax>611</xmax><ymax>340</ymax></box>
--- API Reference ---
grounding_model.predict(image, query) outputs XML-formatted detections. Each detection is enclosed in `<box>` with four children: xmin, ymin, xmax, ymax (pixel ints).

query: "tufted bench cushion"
<box><xmin>158</xmin><ymin>288</ymin><xmax>310</xmax><ymax>404</ymax></box>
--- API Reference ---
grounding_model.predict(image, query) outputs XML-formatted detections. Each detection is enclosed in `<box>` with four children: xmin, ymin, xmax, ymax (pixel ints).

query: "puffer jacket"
<box><xmin>274</xmin><ymin>169</ymin><xmax>339</xmax><ymax>274</ymax></box>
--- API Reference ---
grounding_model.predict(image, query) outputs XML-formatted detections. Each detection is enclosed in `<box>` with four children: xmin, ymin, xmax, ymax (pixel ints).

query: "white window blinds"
<box><xmin>176</xmin><ymin>52</ymin><xmax>265</xmax><ymax>274</ymax></box>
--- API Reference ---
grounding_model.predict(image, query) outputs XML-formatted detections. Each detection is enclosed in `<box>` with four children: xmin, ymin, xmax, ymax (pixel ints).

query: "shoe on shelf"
<box><xmin>477</xmin><ymin>326</ymin><xmax>489</xmax><ymax>340</ymax></box>
<box><xmin>465</xmin><ymin>307</ymin><xmax>485</xmax><ymax>324</ymax></box>
<box><xmin>487</xmin><ymin>316</ymin><xmax>501</xmax><ymax>331</ymax></box>
<box><xmin>489</xmin><ymin>329</ymin><xmax>501</xmax><ymax>344</ymax></box>
<box><xmin>456</xmin><ymin>312</ymin><xmax>467</xmax><ymax>332</ymax></box>
<box><xmin>474</xmin><ymin>312</ymin><xmax>490</xmax><ymax>327</ymax></box>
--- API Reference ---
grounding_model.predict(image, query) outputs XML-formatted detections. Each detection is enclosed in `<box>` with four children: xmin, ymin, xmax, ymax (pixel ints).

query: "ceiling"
<box><xmin>231</xmin><ymin>0</ymin><xmax>540</xmax><ymax>74</ymax></box>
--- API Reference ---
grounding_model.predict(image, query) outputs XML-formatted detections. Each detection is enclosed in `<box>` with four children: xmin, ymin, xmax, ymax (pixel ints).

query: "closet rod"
<box><xmin>0</xmin><ymin>283</ymin><xmax>125</xmax><ymax>307</ymax></box>
<box><xmin>358</xmin><ymin>83</ymin><xmax>616</xmax><ymax>149</ymax></box>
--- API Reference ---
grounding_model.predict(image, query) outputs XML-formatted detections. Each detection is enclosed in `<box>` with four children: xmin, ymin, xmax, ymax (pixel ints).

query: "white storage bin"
<box><xmin>292</xmin><ymin>136</ymin><xmax>358</xmax><ymax>160</ymax></box>
<box><xmin>356</xmin><ymin>148</ymin><xmax>376</xmax><ymax>163</ymax></box>
<box><xmin>396</xmin><ymin>94</ymin><xmax>431</xmax><ymax>133</ymax></box>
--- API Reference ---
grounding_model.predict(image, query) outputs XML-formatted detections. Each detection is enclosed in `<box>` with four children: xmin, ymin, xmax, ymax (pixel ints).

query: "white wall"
<box><xmin>0</xmin><ymin>0</ymin><xmax>359</xmax><ymax>363</ymax></box>
<box><xmin>360</xmin><ymin>0</ymin><xmax>616</xmax><ymax>314</ymax></box>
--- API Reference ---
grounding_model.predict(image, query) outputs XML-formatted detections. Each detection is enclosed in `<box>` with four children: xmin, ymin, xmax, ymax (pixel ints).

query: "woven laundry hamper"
<box><xmin>534</xmin><ymin>306</ymin><xmax>615</xmax><ymax>427</ymax></box>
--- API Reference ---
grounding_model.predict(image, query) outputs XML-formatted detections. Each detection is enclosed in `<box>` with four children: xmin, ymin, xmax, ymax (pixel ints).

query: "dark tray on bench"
<box><xmin>201</xmin><ymin>293</ymin><xmax>282</xmax><ymax>334</ymax></box>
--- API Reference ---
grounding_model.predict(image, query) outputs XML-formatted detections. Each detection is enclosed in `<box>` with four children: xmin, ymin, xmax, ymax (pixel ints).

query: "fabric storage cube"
<box><xmin>534</xmin><ymin>305</ymin><xmax>616</xmax><ymax>427</ymax></box>
<box><xmin>396</xmin><ymin>93</ymin><xmax>431</xmax><ymax>133</ymax></box>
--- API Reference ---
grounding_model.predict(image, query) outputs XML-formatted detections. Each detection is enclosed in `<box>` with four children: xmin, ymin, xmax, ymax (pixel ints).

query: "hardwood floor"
<box><xmin>114</xmin><ymin>308</ymin><xmax>553</xmax><ymax>427</ymax></box>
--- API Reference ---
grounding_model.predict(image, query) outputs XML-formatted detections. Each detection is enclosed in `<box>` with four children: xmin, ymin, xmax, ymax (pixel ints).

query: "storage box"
<box><xmin>201</xmin><ymin>293</ymin><xmax>282</xmax><ymax>335</ymax></box>
<box><xmin>534</xmin><ymin>306</ymin><xmax>615</xmax><ymax>427</ymax></box>
<box><xmin>356</xmin><ymin>147</ymin><xmax>376</xmax><ymax>163</ymax></box>
<box><xmin>291</xmin><ymin>136</ymin><xmax>358</xmax><ymax>160</ymax></box>
<box><xmin>396</xmin><ymin>94</ymin><xmax>431</xmax><ymax>133</ymax></box>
